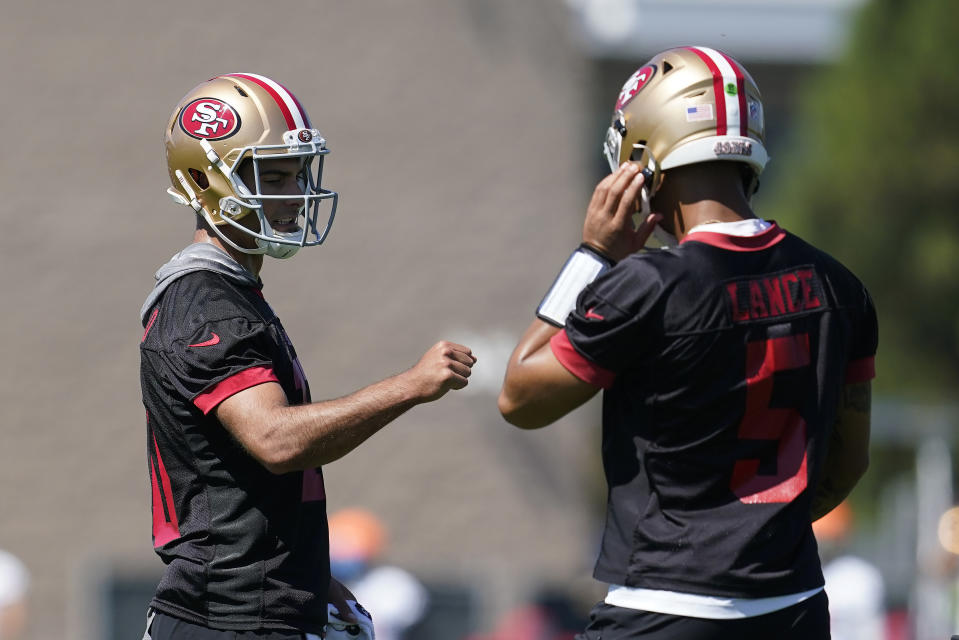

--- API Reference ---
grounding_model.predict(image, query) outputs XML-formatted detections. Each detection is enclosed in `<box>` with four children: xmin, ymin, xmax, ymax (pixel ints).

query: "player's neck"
<box><xmin>675</xmin><ymin>197</ymin><xmax>755</xmax><ymax>239</ymax></box>
<box><xmin>192</xmin><ymin>228</ymin><xmax>264</xmax><ymax>278</ymax></box>
<box><xmin>657</xmin><ymin>170</ymin><xmax>754</xmax><ymax>242</ymax></box>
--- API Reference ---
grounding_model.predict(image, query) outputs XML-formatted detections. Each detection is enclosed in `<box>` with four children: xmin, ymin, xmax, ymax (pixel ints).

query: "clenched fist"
<box><xmin>405</xmin><ymin>341</ymin><xmax>477</xmax><ymax>403</ymax></box>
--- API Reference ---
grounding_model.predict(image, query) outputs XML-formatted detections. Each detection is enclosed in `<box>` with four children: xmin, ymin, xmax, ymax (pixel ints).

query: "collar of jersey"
<box><xmin>686</xmin><ymin>218</ymin><xmax>771</xmax><ymax>237</ymax></box>
<box><xmin>680</xmin><ymin>218</ymin><xmax>785</xmax><ymax>252</ymax></box>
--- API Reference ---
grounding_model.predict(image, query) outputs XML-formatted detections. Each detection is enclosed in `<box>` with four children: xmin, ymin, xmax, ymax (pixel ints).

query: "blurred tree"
<box><xmin>765</xmin><ymin>0</ymin><xmax>959</xmax><ymax>401</ymax></box>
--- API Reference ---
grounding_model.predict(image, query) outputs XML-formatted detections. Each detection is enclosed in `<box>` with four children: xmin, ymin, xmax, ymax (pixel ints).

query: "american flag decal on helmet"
<box><xmin>684</xmin><ymin>46</ymin><xmax>748</xmax><ymax>137</ymax></box>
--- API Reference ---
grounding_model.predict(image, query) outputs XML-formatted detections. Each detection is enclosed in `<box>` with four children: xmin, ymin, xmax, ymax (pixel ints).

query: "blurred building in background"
<box><xmin>0</xmin><ymin>1</ymin><xmax>955</xmax><ymax>639</ymax></box>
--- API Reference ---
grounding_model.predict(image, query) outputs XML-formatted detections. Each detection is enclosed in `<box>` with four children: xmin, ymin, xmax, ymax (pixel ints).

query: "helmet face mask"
<box><xmin>217</xmin><ymin>138</ymin><xmax>337</xmax><ymax>259</ymax></box>
<box><xmin>166</xmin><ymin>73</ymin><xmax>338</xmax><ymax>259</ymax></box>
<box><xmin>601</xmin><ymin>46</ymin><xmax>769</xmax><ymax>245</ymax></box>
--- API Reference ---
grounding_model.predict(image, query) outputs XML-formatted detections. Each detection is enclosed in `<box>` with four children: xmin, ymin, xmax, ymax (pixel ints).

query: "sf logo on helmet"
<box><xmin>615</xmin><ymin>65</ymin><xmax>656</xmax><ymax>111</ymax></box>
<box><xmin>180</xmin><ymin>98</ymin><xmax>240</xmax><ymax>140</ymax></box>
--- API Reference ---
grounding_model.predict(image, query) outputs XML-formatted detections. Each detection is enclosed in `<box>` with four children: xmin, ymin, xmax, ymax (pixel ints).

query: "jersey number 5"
<box><xmin>730</xmin><ymin>333</ymin><xmax>810</xmax><ymax>504</ymax></box>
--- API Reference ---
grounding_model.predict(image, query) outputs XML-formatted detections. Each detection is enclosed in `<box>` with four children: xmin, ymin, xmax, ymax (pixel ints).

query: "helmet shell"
<box><xmin>604</xmin><ymin>46</ymin><xmax>769</xmax><ymax>191</ymax></box>
<box><xmin>165</xmin><ymin>73</ymin><xmax>314</xmax><ymax>225</ymax></box>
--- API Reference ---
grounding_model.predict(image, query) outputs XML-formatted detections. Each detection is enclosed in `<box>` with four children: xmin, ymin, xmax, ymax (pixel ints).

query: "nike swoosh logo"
<box><xmin>585</xmin><ymin>308</ymin><xmax>605</xmax><ymax>320</ymax></box>
<box><xmin>189</xmin><ymin>332</ymin><xmax>220</xmax><ymax>347</ymax></box>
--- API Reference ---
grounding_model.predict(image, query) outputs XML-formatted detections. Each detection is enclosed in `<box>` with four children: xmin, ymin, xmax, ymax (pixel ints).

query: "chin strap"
<box><xmin>168</xmin><ymin>170</ymin><xmax>272</xmax><ymax>257</ymax></box>
<box><xmin>169</xmin><ymin>170</ymin><xmax>204</xmax><ymax>213</ymax></box>
<box><xmin>258</xmin><ymin>234</ymin><xmax>301</xmax><ymax>259</ymax></box>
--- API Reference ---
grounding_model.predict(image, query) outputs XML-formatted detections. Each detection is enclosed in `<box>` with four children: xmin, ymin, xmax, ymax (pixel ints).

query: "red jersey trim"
<box><xmin>681</xmin><ymin>223</ymin><xmax>786</xmax><ymax>252</ymax></box>
<box><xmin>142</xmin><ymin>308</ymin><xmax>159</xmax><ymax>343</ymax></box>
<box><xmin>550</xmin><ymin>330</ymin><xmax>615</xmax><ymax>389</ymax></box>
<box><xmin>686</xmin><ymin>46</ymin><xmax>728</xmax><ymax>136</ymax></box>
<box><xmin>716</xmin><ymin>49</ymin><xmax>749</xmax><ymax>136</ymax></box>
<box><xmin>845</xmin><ymin>356</ymin><xmax>876</xmax><ymax>384</ymax></box>
<box><xmin>151</xmin><ymin>432</ymin><xmax>181</xmax><ymax>547</ymax></box>
<box><xmin>193</xmin><ymin>365</ymin><xmax>280</xmax><ymax>415</ymax></box>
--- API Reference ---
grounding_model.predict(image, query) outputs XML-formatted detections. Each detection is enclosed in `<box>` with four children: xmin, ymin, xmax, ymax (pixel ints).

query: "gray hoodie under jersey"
<box><xmin>140</xmin><ymin>243</ymin><xmax>260</xmax><ymax>323</ymax></box>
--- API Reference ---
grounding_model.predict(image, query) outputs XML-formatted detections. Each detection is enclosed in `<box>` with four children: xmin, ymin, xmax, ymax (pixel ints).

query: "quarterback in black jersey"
<box><xmin>500</xmin><ymin>47</ymin><xmax>876</xmax><ymax>639</ymax></box>
<box><xmin>139</xmin><ymin>74</ymin><xmax>475</xmax><ymax>640</ymax></box>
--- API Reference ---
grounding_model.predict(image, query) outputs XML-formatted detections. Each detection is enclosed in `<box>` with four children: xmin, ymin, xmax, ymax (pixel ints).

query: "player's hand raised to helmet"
<box><xmin>406</xmin><ymin>341</ymin><xmax>477</xmax><ymax>402</ymax></box>
<box><xmin>582</xmin><ymin>162</ymin><xmax>662</xmax><ymax>262</ymax></box>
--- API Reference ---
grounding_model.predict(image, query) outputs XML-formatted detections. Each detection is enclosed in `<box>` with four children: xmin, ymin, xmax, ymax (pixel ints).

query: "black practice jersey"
<box><xmin>552</xmin><ymin>223</ymin><xmax>877</xmax><ymax>598</ymax></box>
<box><xmin>140</xmin><ymin>270</ymin><xmax>329</xmax><ymax>633</ymax></box>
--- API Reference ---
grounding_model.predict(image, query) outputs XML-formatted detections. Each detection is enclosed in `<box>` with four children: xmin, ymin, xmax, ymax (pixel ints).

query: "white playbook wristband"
<box><xmin>537</xmin><ymin>244</ymin><xmax>614</xmax><ymax>326</ymax></box>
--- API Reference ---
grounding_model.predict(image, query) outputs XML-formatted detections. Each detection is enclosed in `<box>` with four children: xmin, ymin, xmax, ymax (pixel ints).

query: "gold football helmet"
<box><xmin>603</xmin><ymin>46</ymin><xmax>769</xmax><ymax>202</ymax></box>
<box><xmin>165</xmin><ymin>73</ymin><xmax>337</xmax><ymax>259</ymax></box>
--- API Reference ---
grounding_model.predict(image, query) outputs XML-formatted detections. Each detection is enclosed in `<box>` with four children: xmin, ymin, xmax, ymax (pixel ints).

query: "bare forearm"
<box><xmin>271</xmin><ymin>372</ymin><xmax>421</xmax><ymax>471</ymax></box>
<box><xmin>811</xmin><ymin>444</ymin><xmax>869</xmax><ymax>521</ymax></box>
<box><xmin>218</xmin><ymin>341</ymin><xmax>476</xmax><ymax>473</ymax></box>
<box><xmin>811</xmin><ymin>474</ymin><xmax>860</xmax><ymax>522</ymax></box>
<box><xmin>811</xmin><ymin>383</ymin><xmax>871</xmax><ymax>521</ymax></box>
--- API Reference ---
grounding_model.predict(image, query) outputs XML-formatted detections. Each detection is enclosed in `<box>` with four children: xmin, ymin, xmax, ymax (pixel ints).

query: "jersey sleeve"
<box><xmin>551</xmin><ymin>259</ymin><xmax>663</xmax><ymax>388</ymax></box>
<box><xmin>160</xmin><ymin>314</ymin><xmax>281</xmax><ymax>415</ymax></box>
<box><xmin>845</xmin><ymin>285</ymin><xmax>878</xmax><ymax>384</ymax></box>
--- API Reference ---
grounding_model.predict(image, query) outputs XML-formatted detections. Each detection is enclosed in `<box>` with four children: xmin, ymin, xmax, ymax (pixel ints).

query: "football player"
<box><xmin>139</xmin><ymin>73</ymin><xmax>475</xmax><ymax>640</ymax></box>
<box><xmin>499</xmin><ymin>46</ymin><xmax>876</xmax><ymax>639</ymax></box>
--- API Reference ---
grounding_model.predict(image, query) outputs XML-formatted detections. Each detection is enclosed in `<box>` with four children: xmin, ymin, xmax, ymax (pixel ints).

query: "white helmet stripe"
<box><xmin>685</xmin><ymin>46</ymin><xmax>748</xmax><ymax>137</ymax></box>
<box><xmin>223</xmin><ymin>73</ymin><xmax>310</xmax><ymax>130</ymax></box>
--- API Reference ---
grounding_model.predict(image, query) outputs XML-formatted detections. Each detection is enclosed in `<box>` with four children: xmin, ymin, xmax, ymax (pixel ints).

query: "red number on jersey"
<box><xmin>730</xmin><ymin>333</ymin><xmax>810</xmax><ymax>504</ymax></box>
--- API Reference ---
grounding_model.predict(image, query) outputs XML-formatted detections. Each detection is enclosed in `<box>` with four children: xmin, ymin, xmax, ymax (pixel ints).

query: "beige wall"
<box><xmin>0</xmin><ymin>2</ymin><xmax>606</xmax><ymax>638</ymax></box>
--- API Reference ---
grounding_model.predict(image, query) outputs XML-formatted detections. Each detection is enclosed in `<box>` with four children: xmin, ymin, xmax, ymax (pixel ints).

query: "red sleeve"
<box><xmin>844</xmin><ymin>356</ymin><xmax>875</xmax><ymax>385</ymax></box>
<box><xmin>193</xmin><ymin>365</ymin><xmax>280</xmax><ymax>414</ymax></box>
<box><xmin>550</xmin><ymin>330</ymin><xmax>615</xmax><ymax>389</ymax></box>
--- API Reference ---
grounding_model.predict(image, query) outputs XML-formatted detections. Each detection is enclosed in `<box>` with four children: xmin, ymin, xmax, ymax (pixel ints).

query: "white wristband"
<box><xmin>537</xmin><ymin>245</ymin><xmax>614</xmax><ymax>326</ymax></box>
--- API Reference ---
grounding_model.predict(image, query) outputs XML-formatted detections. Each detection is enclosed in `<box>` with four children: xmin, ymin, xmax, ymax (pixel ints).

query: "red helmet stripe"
<box><xmin>685</xmin><ymin>46</ymin><xmax>727</xmax><ymax>135</ymax></box>
<box><xmin>287</xmin><ymin>90</ymin><xmax>312</xmax><ymax>129</ymax></box>
<box><xmin>717</xmin><ymin>50</ymin><xmax>748</xmax><ymax>135</ymax></box>
<box><xmin>222</xmin><ymin>73</ymin><xmax>310</xmax><ymax>130</ymax></box>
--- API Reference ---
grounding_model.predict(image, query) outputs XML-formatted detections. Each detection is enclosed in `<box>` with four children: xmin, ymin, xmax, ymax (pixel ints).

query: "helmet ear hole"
<box><xmin>188</xmin><ymin>168</ymin><xmax>210</xmax><ymax>190</ymax></box>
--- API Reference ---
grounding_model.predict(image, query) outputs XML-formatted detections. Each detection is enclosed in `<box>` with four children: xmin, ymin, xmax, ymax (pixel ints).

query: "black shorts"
<box><xmin>575</xmin><ymin>590</ymin><xmax>830</xmax><ymax>640</ymax></box>
<box><xmin>144</xmin><ymin>610</ymin><xmax>317</xmax><ymax>640</ymax></box>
